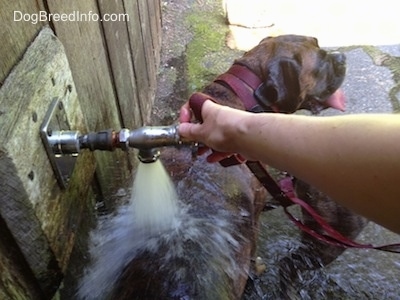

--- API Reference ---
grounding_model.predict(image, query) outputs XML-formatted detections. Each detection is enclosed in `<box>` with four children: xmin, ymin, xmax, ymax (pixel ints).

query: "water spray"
<box><xmin>47</xmin><ymin>125</ymin><xmax>189</xmax><ymax>225</ymax></box>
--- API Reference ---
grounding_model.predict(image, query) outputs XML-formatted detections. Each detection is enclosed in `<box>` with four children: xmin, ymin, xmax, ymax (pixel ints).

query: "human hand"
<box><xmin>178</xmin><ymin>99</ymin><xmax>243</xmax><ymax>163</ymax></box>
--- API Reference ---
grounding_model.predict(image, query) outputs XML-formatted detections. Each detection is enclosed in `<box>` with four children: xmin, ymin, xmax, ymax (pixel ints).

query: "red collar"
<box><xmin>188</xmin><ymin>64</ymin><xmax>265</xmax><ymax>167</ymax></box>
<box><xmin>214</xmin><ymin>64</ymin><xmax>262</xmax><ymax>111</ymax></box>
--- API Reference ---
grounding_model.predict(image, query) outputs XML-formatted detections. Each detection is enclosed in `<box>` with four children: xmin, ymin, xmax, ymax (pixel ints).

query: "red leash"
<box><xmin>244</xmin><ymin>161</ymin><xmax>400</xmax><ymax>253</ymax></box>
<box><xmin>278</xmin><ymin>175</ymin><xmax>400</xmax><ymax>253</ymax></box>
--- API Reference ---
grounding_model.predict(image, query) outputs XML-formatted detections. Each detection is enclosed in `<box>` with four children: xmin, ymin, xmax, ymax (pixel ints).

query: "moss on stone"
<box><xmin>184</xmin><ymin>11</ymin><xmax>229</xmax><ymax>93</ymax></box>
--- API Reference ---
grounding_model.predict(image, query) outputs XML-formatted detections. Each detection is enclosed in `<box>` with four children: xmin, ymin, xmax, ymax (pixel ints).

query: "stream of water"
<box><xmin>131</xmin><ymin>160</ymin><xmax>179</xmax><ymax>236</ymax></box>
<box><xmin>78</xmin><ymin>159</ymin><xmax>246</xmax><ymax>299</ymax></box>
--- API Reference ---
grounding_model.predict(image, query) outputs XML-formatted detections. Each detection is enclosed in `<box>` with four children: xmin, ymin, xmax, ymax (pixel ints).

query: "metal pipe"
<box><xmin>50</xmin><ymin>124</ymin><xmax>197</xmax><ymax>163</ymax></box>
<box><xmin>137</xmin><ymin>148</ymin><xmax>161</xmax><ymax>163</ymax></box>
<box><xmin>128</xmin><ymin>125</ymin><xmax>192</xmax><ymax>149</ymax></box>
<box><xmin>128</xmin><ymin>125</ymin><xmax>195</xmax><ymax>163</ymax></box>
<box><xmin>79</xmin><ymin>129</ymin><xmax>116</xmax><ymax>151</ymax></box>
<box><xmin>48</xmin><ymin>130</ymin><xmax>81</xmax><ymax>154</ymax></box>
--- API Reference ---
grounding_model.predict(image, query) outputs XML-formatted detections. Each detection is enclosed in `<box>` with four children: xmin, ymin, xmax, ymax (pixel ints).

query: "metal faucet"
<box><xmin>47</xmin><ymin>124</ymin><xmax>197</xmax><ymax>163</ymax></box>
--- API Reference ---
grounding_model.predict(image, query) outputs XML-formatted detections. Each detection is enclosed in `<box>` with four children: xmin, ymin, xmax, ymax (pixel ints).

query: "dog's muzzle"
<box><xmin>330</xmin><ymin>51</ymin><xmax>346</xmax><ymax>79</ymax></box>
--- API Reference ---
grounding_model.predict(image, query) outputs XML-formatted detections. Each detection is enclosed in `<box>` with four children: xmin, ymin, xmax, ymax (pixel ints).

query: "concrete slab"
<box><xmin>225</xmin><ymin>0</ymin><xmax>400</xmax><ymax>50</ymax></box>
<box><xmin>323</xmin><ymin>48</ymin><xmax>394</xmax><ymax>116</ymax></box>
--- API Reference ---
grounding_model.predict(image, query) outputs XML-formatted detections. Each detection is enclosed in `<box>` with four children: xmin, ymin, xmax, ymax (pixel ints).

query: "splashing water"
<box><xmin>77</xmin><ymin>160</ymin><xmax>245</xmax><ymax>299</ymax></box>
<box><xmin>131</xmin><ymin>160</ymin><xmax>179</xmax><ymax>236</ymax></box>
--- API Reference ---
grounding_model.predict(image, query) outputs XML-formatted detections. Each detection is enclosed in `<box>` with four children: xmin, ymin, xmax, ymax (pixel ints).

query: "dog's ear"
<box><xmin>255</xmin><ymin>57</ymin><xmax>301</xmax><ymax>113</ymax></box>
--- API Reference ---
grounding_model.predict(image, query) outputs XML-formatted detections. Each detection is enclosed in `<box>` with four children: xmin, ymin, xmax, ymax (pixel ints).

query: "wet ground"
<box><xmin>153</xmin><ymin>0</ymin><xmax>400</xmax><ymax>298</ymax></box>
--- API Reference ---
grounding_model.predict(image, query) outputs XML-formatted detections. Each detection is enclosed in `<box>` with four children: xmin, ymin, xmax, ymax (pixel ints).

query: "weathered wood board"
<box><xmin>98</xmin><ymin>0</ymin><xmax>143</xmax><ymax>130</ymax></box>
<box><xmin>0</xmin><ymin>0</ymin><xmax>162</xmax><ymax>297</ymax></box>
<box><xmin>0</xmin><ymin>1</ymin><xmax>44</xmax><ymax>84</ymax></box>
<box><xmin>44</xmin><ymin>0</ymin><xmax>132</xmax><ymax>199</ymax></box>
<box><xmin>0</xmin><ymin>27</ymin><xmax>95</xmax><ymax>298</ymax></box>
<box><xmin>0</xmin><ymin>215</ymin><xmax>45</xmax><ymax>299</ymax></box>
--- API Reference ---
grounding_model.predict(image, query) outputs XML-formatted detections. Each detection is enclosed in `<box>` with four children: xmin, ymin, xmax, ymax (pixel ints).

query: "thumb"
<box><xmin>178</xmin><ymin>122</ymin><xmax>203</xmax><ymax>142</ymax></box>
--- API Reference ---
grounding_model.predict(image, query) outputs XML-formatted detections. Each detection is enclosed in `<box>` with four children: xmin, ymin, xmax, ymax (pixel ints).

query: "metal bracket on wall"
<box><xmin>40</xmin><ymin>97</ymin><xmax>79</xmax><ymax>189</ymax></box>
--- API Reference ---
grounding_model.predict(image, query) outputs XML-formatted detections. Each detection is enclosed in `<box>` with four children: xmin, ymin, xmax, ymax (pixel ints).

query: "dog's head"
<box><xmin>237</xmin><ymin>34</ymin><xmax>346</xmax><ymax>114</ymax></box>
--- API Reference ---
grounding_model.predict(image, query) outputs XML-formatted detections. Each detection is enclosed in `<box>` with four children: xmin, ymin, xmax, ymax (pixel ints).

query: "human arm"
<box><xmin>178</xmin><ymin>100</ymin><xmax>400</xmax><ymax>233</ymax></box>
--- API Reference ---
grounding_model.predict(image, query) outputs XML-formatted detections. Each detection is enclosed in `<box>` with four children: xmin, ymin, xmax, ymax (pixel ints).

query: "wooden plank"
<box><xmin>46</xmin><ymin>0</ymin><xmax>131</xmax><ymax>198</ymax></box>
<box><xmin>0</xmin><ymin>0</ymin><xmax>45</xmax><ymax>85</ymax></box>
<box><xmin>57</xmin><ymin>186</ymin><xmax>98</xmax><ymax>299</ymax></box>
<box><xmin>46</xmin><ymin>0</ymin><xmax>121</xmax><ymax>130</ymax></box>
<box><xmin>0</xmin><ymin>215</ymin><xmax>45</xmax><ymax>299</ymax></box>
<box><xmin>124</xmin><ymin>0</ymin><xmax>153</xmax><ymax>124</ymax></box>
<box><xmin>137</xmin><ymin>0</ymin><xmax>157</xmax><ymax>123</ymax></box>
<box><xmin>97</xmin><ymin>0</ymin><xmax>142</xmax><ymax>130</ymax></box>
<box><xmin>0</xmin><ymin>27</ymin><xmax>95</xmax><ymax>297</ymax></box>
<box><xmin>140</xmin><ymin>0</ymin><xmax>157</xmax><ymax>74</ymax></box>
<box><xmin>148</xmin><ymin>0</ymin><xmax>162</xmax><ymax>69</ymax></box>
<box><xmin>155</xmin><ymin>0</ymin><xmax>163</xmax><ymax>66</ymax></box>
<box><xmin>0</xmin><ymin>1</ymin><xmax>162</xmax><ymax>297</ymax></box>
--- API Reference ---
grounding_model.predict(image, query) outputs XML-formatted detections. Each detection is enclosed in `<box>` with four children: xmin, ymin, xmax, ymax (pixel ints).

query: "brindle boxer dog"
<box><xmin>78</xmin><ymin>35</ymin><xmax>365</xmax><ymax>299</ymax></box>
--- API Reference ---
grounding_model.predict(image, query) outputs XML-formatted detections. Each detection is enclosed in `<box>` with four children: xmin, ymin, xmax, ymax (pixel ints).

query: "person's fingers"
<box><xmin>179</xmin><ymin>103</ymin><xmax>192</xmax><ymax>123</ymax></box>
<box><xmin>178</xmin><ymin>122</ymin><xmax>203</xmax><ymax>141</ymax></box>
<box><xmin>199</xmin><ymin>100</ymin><xmax>217</xmax><ymax>118</ymax></box>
